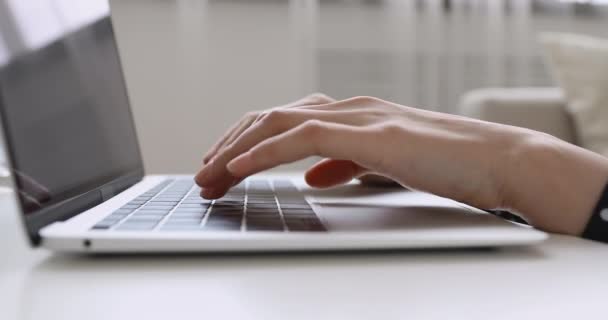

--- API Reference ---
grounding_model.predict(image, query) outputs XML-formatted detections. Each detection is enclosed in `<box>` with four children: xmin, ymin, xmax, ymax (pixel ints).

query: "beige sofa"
<box><xmin>459</xmin><ymin>87</ymin><xmax>578</xmax><ymax>145</ymax></box>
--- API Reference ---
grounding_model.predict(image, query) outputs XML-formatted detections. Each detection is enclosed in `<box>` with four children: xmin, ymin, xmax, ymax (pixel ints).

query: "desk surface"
<box><xmin>1</xmin><ymin>190</ymin><xmax>608</xmax><ymax>320</ymax></box>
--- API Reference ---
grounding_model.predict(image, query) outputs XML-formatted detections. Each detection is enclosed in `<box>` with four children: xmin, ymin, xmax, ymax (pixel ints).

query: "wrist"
<box><xmin>502</xmin><ymin>130</ymin><xmax>608</xmax><ymax>235</ymax></box>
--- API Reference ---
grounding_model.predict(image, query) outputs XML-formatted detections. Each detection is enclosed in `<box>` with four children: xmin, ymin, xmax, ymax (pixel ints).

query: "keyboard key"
<box><xmin>247</xmin><ymin>208</ymin><xmax>279</xmax><ymax>215</ymax></box>
<box><xmin>106</xmin><ymin>215</ymin><xmax>129</xmax><ymax>221</ymax></box>
<box><xmin>109</xmin><ymin>212</ymin><xmax>131</xmax><ymax>219</ymax></box>
<box><xmin>247</xmin><ymin>216</ymin><xmax>281</xmax><ymax>221</ymax></box>
<box><xmin>203</xmin><ymin>221</ymin><xmax>241</xmax><ymax>231</ymax></box>
<box><xmin>214</xmin><ymin>201</ymin><xmax>244</xmax><ymax>206</ymax></box>
<box><xmin>164</xmin><ymin>223</ymin><xmax>202</xmax><ymax>229</ymax></box>
<box><xmin>247</xmin><ymin>204</ymin><xmax>279</xmax><ymax>209</ymax></box>
<box><xmin>212</xmin><ymin>206</ymin><xmax>244</xmax><ymax>212</ymax></box>
<box><xmin>133</xmin><ymin>211</ymin><xmax>167</xmax><ymax>216</ymax></box>
<box><xmin>211</xmin><ymin>208</ymin><xmax>243</xmax><ymax>214</ymax></box>
<box><xmin>136</xmin><ymin>211</ymin><xmax>170</xmax><ymax>216</ymax></box>
<box><xmin>165</xmin><ymin>216</ymin><xmax>201</xmax><ymax>221</ymax></box>
<box><xmin>173</xmin><ymin>208</ymin><xmax>208</xmax><ymax>213</ymax></box>
<box><xmin>113</xmin><ymin>209</ymin><xmax>134</xmax><ymax>215</ymax></box>
<box><xmin>102</xmin><ymin>215</ymin><xmax>126</xmax><ymax>221</ymax></box>
<box><xmin>177</xmin><ymin>203</ymin><xmax>209</xmax><ymax>208</ymax></box>
<box><xmin>207</xmin><ymin>213</ymin><xmax>241</xmax><ymax>221</ymax></box>
<box><xmin>211</xmin><ymin>213</ymin><xmax>243</xmax><ymax>219</ymax></box>
<box><xmin>282</xmin><ymin>208</ymin><xmax>316</xmax><ymax>215</ymax></box>
<box><xmin>283</xmin><ymin>213</ymin><xmax>317</xmax><ymax>219</ymax></box>
<box><xmin>125</xmin><ymin>216</ymin><xmax>163</xmax><ymax>222</ymax></box>
<box><xmin>247</xmin><ymin>194</ymin><xmax>275</xmax><ymax>199</ymax></box>
<box><xmin>278</xmin><ymin>203</ymin><xmax>311</xmax><ymax>209</ymax></box>
<box><xmin>92</xmin><ymin>225</ymin><xmax>112</xmax><ymax>230</ymax></box>
<box><xmin>246</xmin><ymin>200</ymin><xmax>275</xmax><ymax>205</ymax></box>
<box><xmin>170</xmin><ymin>212</ymin><xmax>205</xmax><ymax>218</ymax></box>
<box><xmin>138</xmin><ymin>208</ymin><xmax>169</xmax><ymax>212</ymax></box>
<box><xmin>285</xmin><ymin>218</ymin><xmax>325</xmax><ymax>232</ymax></box>
<box><xmin>160</xmin><ymin>225</ymin><xmax>202</xmax><ymax>231</ymax></box>
<box><xmin>277</xmin><ymin>200</ymin><xmax>309</xmax><ymax>205</ymax></box>
<box><xmin>246</xmin><ymin>218</ymin><xmax>283</xmax><ymax>231</ymax></box>
<box><xmin>149</xmin><ymin>201</ymin><xmax>180</xmax><ymax>205</ymax></box>
<box><xmin>247</xmin><ymin>208</ymin><xmax>278</xmax><ymax>213</ymax></box>
<box><xmin>164</xmin><ymin>223</ymin><xmax>201</xmax><ymax>229</ymax></box>
<box><xmin>92</xmin><ymin>219</ymin><xmax>119</xmax><ymax>229</ymax></box>
<box><xmin>181</xmin><ymin>200</ymin><xmax>211</xmax><ymax>205</ymax></box>
<box><xmin>142</xmin><ymin>205</ymin><xmax>175</xmax><ymax>210</ymax></box>
<box><xmin>247</xmin><ymin>225</ymin><xmax>283</xmax><ymax>231</ymax></box>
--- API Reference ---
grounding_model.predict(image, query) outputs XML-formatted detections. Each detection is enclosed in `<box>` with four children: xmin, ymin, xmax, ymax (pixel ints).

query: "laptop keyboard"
<box><xmin>91</xmin><ymin>178</ymin><xmax>326</xmax><ymax>232</ymax></box>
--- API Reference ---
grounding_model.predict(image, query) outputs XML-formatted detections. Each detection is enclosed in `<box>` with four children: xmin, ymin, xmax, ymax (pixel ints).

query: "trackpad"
<box><xmin>305</xmin><ymin>186</ymin><xmax>500</xmax><ymax>232</ymax></box>
<box><xmin>316</xmin><ymin>203</ymin><xmax>503</xmax><ymax>231</ymax></box>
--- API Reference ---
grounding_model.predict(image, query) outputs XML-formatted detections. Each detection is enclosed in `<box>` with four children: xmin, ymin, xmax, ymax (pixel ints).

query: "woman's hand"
<box><xmin>195</xmin><ymin>94</ymin><xmax>608</xmax><ymax>235</ymax></box>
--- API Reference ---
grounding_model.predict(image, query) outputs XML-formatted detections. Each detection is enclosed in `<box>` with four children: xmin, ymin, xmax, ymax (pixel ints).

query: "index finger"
<box><xmin>226</xmin><ymin>120</ymin><xmax>378</xmax><ymax>179</ymax></box>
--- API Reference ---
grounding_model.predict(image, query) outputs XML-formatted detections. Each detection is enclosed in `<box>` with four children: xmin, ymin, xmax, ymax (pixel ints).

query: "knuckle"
<box><xmin>350</xmin><ymin>95</ymin><xmax>379</xmax><ymax>104</ymax></box>
<box><xmin>259</xmin><ymin>109</ymin><xmax>290</xmax><ymax>131</ymax></box>
<box><xmin>264</xmin><ymin>109</ymin><xmax>288</xmax><ymax>123</ymax></box>
<box><xmin>306</xmin><ymin>92</ymin><xmax>332</xmax><ymax>104</ymax></box>
<box><xmin>365</xmin><ymin>109</ymin><xmax>386</xmax><ymax>119</ymax></box>
<box><xmin>221</xmin><ymin>143</ymin><xmax>236</xmax><ymax>156</ymax></box>
<box><xmin>301</xmin><ymin>120</ymin><xmax>324</xmax><ymax>138</ymax></box>
<box><xmin>379</xmin><ymin>122</ymin><xmax>404</xmax><ymax>136</ymax></box>
<box><xmin>244</xmin><ymin>111</ymin><xmax>260</xmax><ymax>121</ymax></box>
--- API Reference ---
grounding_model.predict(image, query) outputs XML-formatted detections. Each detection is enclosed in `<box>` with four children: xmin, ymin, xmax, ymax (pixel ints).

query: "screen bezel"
<box><xmin>0</xmin><ymin>12</ymin><xmax>145</xmax><ymax>245</ymax></box>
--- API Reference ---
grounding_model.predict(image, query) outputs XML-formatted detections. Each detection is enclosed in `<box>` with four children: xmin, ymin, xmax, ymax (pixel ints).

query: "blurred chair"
<box><xmin>459</xmin><ymin>87</ymin><xmax>578</xmax><ymax>145</ymax></box>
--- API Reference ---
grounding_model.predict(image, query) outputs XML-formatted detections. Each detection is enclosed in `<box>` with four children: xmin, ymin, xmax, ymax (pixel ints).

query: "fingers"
<box><xmin>200</xmin><ymin>176</ymin><xmax>240</xmax><ymax>199</ymax></box>
<box><xmin>203</xmin><ymin>112</ymin><xmax>257</xmax><ymax>164</ymax></box>
<box><xmin>290</xmin><ymin>93</ymin><xmax>335</xmax><ymax>107</ymax></box>
<box><xmin>196</xmin><ymin>95</ymin><xmax>367</xmax><ymax>198</ymax></box>
<box><xmin>195</xmin><ymin>109</ymin><xmax>364</xmax><ymax>195</ymax></box>
<box><xmin>226</xmin><ymin>120</ymin><xmax>375</xmax><ymax>178</ymax></box>
<box><xmin>305</xmin><ymin>159</ymin><xmax>368</xmax><ymax>188</ymax></box>
<box><xmin>202</xmin><ymin>94</ymin><xmax>335</xmax><ymax>165</ymax></box>
<box><xmin>216</xmin><ymin>113</ymin><xmax>262</xmax><ymax>156</ymax></box>
<box><xmin>293</xmin><ymin>96</ymin><xmax>380</xmax><ymax>112</ymax></box>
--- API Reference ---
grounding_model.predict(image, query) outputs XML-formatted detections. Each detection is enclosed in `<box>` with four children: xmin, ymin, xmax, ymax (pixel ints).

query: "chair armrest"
<box><xmin>459</xmin><ymin>87</ymin><xmax>577</xmax><ymax>144</ymax></box>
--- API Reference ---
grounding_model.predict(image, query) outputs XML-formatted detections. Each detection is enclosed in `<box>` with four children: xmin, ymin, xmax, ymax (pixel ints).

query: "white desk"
<box><xmin>1</xmin><ymin>190</ymin><xmax>608</xmax><ymax>320</ymax></box>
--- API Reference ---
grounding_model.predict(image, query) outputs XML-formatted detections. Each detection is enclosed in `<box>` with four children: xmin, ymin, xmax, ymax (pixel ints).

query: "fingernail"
<box><xmin>227</xmin><ymin>153</ymin><xmax>250</xmax><ymax>175</ymax></box>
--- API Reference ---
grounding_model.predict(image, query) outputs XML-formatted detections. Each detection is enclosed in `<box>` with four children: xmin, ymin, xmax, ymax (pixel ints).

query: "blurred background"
<box><xmin>110</xmin><ymin>0</ymin><xmax>608</xmax><ymax>173</ymax></box>
<box><xmin>3</xmin><ymin>0</ymin><xmax>608</xmax><ymax>174</ymax></box>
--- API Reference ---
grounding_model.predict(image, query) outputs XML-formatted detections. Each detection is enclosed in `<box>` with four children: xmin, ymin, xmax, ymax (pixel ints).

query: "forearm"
<box><xmin>504</xmin><ymin>132</ymin><xmax>608</xmax><ymax>235</ymax></box>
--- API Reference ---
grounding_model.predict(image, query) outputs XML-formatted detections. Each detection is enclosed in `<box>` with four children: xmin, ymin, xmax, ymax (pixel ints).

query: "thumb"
<box><xmin>305</xmin><ymin>159</ymin><xmax>368</xmax><ymax>188</ymax></box>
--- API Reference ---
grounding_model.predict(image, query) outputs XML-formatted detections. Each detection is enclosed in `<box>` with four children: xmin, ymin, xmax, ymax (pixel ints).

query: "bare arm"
<box><xmin>195</xmin><ymin>94</ymin><xmax>608</xmax><ymax>236</ymax></box>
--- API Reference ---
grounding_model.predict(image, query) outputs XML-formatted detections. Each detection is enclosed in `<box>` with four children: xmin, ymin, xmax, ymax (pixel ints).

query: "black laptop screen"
<box><xmin>0</xmin><ymin>1</ymin><xmax>143</xmax><ymax>216</ymax></box>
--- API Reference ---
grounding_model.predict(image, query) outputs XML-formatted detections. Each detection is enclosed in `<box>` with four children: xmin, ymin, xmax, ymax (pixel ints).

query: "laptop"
<box><xmin>0</xmin><ymin>0</ymin><xmax>546</xmax><ymax>253</ymax></box>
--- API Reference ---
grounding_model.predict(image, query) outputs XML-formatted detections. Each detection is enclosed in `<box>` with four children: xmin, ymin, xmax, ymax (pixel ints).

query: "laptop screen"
<box><xmin>0</xmin><ymin>1</ymin><xmax>143</xmax><ymax>221</ymax></box>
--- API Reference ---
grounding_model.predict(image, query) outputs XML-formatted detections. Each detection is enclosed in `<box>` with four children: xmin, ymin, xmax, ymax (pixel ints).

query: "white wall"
<box><xmin>110</xmin><ymin>0</ymin><xmax>608</xmax><ymax>174</ymax></box>
<box><xmin>110</xmin><ymin>0</ymin><xmax>318</xmax><ymax>174</ymax></box>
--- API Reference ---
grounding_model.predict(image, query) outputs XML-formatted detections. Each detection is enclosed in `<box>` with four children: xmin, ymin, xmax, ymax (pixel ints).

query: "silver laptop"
<box><xmin>0</xmin><ymin>0</ymin><xmax>546</xmax><ymax>253</ymax></box>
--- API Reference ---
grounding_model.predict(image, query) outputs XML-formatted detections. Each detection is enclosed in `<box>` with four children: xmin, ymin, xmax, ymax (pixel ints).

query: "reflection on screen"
<box><xmin>0</xmin><ymin>0</ymin><xmax>142</xmax><ymax>214</ymax></box>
